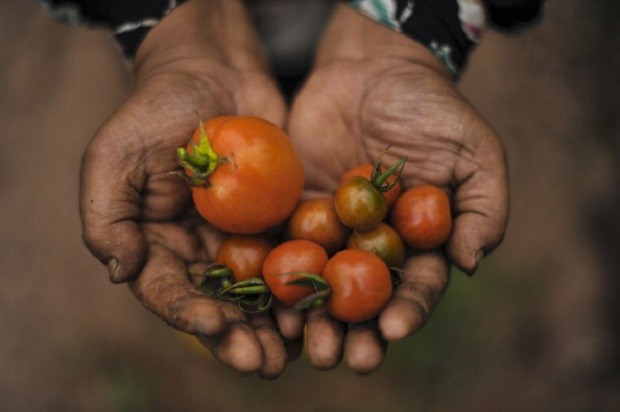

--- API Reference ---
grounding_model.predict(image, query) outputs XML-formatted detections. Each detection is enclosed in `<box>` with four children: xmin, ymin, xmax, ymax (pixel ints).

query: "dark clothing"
<box><xmin>36</xmin><ymin>0</ymin><xmax>544</xmax><ymax>76</ymax></box>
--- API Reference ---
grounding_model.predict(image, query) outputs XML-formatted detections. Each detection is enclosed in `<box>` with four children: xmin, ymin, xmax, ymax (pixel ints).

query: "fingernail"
<box><xmin>476</xmin><ymin>249</ymin><xmax>485</xmax><ymax>265</ymax></box>
<box><xmin>107</xmin><ymin>258</ymin><xmax>119</xmax><ymax>282</ymax></box>
<box><xmin>466</xmin><ymin>249</ymin><xmax>485</xmax><ymax>277</ymax></box>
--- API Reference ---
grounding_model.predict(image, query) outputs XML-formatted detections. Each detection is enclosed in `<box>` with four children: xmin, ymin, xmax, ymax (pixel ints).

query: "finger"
<box><xmin>80</xmin><ymin>126</ymin><xmax>148</xmax><ymax>284</ymax></box>
<box><xmin>344</xmin><ymin>320</ymin><xmax>387</xmax><ymax>374</ymax></box>
<box><xmin>192</xmin><ymin>302</ymin><xmax>265</xmax><ymax>374</ymax></box>
<box><xmin>237</xmin><ymin>74</ymin><xmax>288</xmax><ymax>128</ymax></box>
<box><xmin>134</xmin><ymin>245</ymin><xmax>267</xmax><ymax>373</ymax></box>
<box><xmin>129</xmin><ymin>244</ymin><xmax>226</xmax><ymax>337</ymax></box>
<box><xmin>305</xmin><ymin>306</ymin><xmax>345</xmax><ymax>370</ymax></box>
<box><xmin>448</xmin><ymin>131</ymin><xmax>509</xmax><ymax>274</ymax></box>
<box><xmin>143</xmin><ymin>222</ymin><xmax>207</xmax><ymax>263</ymax></box>
<box><xmin>196</xmin><ymin>320</ymin><xmax>264</xmax><ymax>375</ymax></box>
<box><xmin>272</xmin><ymin>303</ymin><xmax>305</xmax><ymax>342</ymax></box>
<box><xmin>379</xmin><ymin>251</ymin><xmax>449</xmax><ymax>341</ymax></box>
<box><xmin>196</xmin><ymin>225</ymin><xmax>228</xmax><ymax>261</ymax></box>
<box><xmin>287</xmin><ymin>67</ymin><xmax>363</xmax><ymax>192</ymax></box>
<box><xmin>247</xmin><ymin>313</ymin><xmax>288</xmax><ymax>379</ymax></box>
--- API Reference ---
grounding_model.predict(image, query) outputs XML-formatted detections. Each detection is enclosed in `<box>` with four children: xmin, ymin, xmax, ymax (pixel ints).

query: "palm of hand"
<box><xmin>80</xmin><ymin>65</ymin><xmax>290</xmax><ymax>378</ymax></box>
<box><xmin>83</xmin><ymin>64</ymin><xmax>282</xmax><ymax>272</ymax></box>
<box><xmin>291</xmin><ymin>59</ymin><xmax>482</xmax><ymax>188</ymax></box>
<box><xmin>286</xmin><ymin>57</ymin><xmax>508</xmax><ymax>371</ymax></box>
<box><xmin>290</xmin><ymin>57</ymin><xmax>507</xmax><ymax>270</ymax></box>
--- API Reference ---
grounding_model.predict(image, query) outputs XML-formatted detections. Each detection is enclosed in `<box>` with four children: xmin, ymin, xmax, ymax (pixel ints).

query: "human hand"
<box><xmin>282</xmin><ymin>4</ymin><xmax>509</xmax><ymax>373</ymax></box>
<box><xmin>79</xmin><ymin>0</ymin><xmax>292</xmax><ymax>378</ymax></box>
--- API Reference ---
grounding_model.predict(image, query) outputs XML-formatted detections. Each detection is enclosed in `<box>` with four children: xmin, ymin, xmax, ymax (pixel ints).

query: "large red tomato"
<box><xmin>178</xmin><ymin>116</ymin><xmax>305</xmax><ymax>234</ymax></box>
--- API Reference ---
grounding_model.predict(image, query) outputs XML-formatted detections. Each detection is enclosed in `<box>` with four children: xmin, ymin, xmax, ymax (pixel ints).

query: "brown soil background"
<box><xmin>1</xmin><ymin>1</ymin><xmax>618</xmax><ymax>411</ymax></box>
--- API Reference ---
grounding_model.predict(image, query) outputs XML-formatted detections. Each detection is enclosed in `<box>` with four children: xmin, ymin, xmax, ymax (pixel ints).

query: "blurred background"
<box><xmin>1</xmin><ymin>1</ymin><xmax>618</xmax><ymax>411</ymax></box>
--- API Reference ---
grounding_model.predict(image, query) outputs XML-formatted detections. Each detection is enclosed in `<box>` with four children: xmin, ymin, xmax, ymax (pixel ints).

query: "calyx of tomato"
<box><xmin>218</xmin><ymin>277</ymin><xmax>273</xmax><ymax>313</ymax></box>
<box><xmin>176</xmin><ymin>119</ymin><xmax>227</xmax><ymax>187</ymax></box>
<box><xmin>286</xmin><ymin>273</ymin><xmax>332</xmax><ymax>311</ymax></box>
<box><xmin>289</xmin><ymin>268</ymin><xmax>403</xmax><ymax>312</ymax></box>
<box><xmin>189</xmin><ymin>263</ymin><xmax>234</xmax><ymax>294</ymax></box>
<box><xmin>190</xmin><ymin>264</ymin><xmax>273</xmax><ymax>313</ymax></box>
<box><xmin>371</xmin><ymin>146</ymin><xmax>407</xmax><ymax>192</ymax></box>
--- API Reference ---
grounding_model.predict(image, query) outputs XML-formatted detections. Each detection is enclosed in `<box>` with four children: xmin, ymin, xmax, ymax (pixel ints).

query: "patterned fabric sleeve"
<box><xmin>34</xmin><ymin>0</ymin><xmax>187</xmax><ymax>58</ymax></box>
<box><xmin>344</xmin><ymin>0</ymin><xmax>545</xmax><ymax>78</ymax></box>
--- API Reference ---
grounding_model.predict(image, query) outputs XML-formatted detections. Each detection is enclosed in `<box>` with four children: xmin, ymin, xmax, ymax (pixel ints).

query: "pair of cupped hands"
<box><xmin>80</xmin><ymin>1</ymin><xmax>508</xmax><ymax>378</ymax></box>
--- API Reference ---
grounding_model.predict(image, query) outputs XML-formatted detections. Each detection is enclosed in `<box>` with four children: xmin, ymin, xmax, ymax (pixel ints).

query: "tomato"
<box><xmin>262</xmin><ymin>240</ymin><xmax>329</xmax><ymax>307</ymax></box>
<box><xmin>335</xmin><ymin>176</ymin><xmax>387</xmax><ymax>232</ymax></box>
<box><xmin>347</xmin><ymin>222</ymin><xmax>405</xmax><ymax>268</ymax></box>
<box><xmin>286</xmin><ymin>197</ymin><xmax>350</xmax><ymax>255</ymax></box>
<box><xmin>322</xmin><ymin>249</ymin><xmax>392</xmax><ymax>323</ymax></box>
<box><xmin>215</xmin><ymin>235</ymin><xmax>272</xmax><ymax>282</ymax></box>
<box><xmin>178</xmin><ymin>116</ymin><xmax>305</xmax><ymax>234</ymax></box>
<box><xmin>391</xmin><ymin>185</ymin><xmax>452</xmax><ymax>250</ymax></box>
<box><xmin>341</xmin><ymin>163</ymin><xmax>401</xmax><ymax>208</ymax></box>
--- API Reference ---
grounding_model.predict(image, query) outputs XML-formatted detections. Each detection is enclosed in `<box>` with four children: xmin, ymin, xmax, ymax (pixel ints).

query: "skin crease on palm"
<box><xmin>79</xmin><ymin>1</ymin><xmax>509</xmax><ymax>378</ymax></box>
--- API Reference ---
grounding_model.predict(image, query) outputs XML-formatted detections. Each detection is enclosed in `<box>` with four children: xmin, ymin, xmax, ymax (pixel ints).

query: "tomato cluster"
<box><xmin>179</xmin><ymin>116</ymin><xmax>453</xmax><ymax>323</ymax></box>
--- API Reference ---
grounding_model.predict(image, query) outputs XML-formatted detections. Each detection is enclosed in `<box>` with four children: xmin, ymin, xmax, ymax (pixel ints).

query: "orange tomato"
<box><xmin>180</xmin><ymin>116</ymin><xmax>305</xmax><ymax>234</ymax></box>
<box><xmin>215</xmin><ymin>235</ymin><xmax>272</xmax><ymax>281</ymax></box>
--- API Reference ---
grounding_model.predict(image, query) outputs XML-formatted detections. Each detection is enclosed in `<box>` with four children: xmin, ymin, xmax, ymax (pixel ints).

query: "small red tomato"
<box><xmin>215</xmin><ymin>235</ymin><xmax>273</xmax><ymax>282</ymax></box>
<box><xmin>322</xmin><ymin>249</ymin><xmax>392</xmax><ymax>323</ymax></box>
<box><xmin>391</xmin><ymin>185</ymin><xmax>452</xmax><ymax>250</ymax></box>
<box><xmin>287</xmin><ymin>197</ymin><xmax>350</xmax><ymax>255</ymax></box>
<box><xmin>347</xmin><ymin>222</ymin><xmax>405</xmax><ymax>268</ymax></box>
<box><xmin>341</xmin><ymin>163</ymin><xmax>401</xmax><ymax>208</ymax></box>
<box><xmin>262</xmin><ymin>240</ymin><xmax>329</xmax><ymax>307</ymax></box>
<box><xmin>178</xmin><ymin>116</ymin><xmax>305</xmax><ymax>234</ymax></box>
<box><xmin>335</xmin><ymin>176</ymin><xmax>388</xmax><ymax>232</ymax></box>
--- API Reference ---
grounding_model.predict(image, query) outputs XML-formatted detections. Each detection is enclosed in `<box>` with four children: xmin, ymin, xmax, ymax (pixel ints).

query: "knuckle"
<box><xmin>395</xmin><ymin>280</ymin><xmax>445</xmax><ymax>319</ymax></box>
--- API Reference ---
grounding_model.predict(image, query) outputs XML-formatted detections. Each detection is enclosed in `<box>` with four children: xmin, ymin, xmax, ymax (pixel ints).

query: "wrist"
<box><xmin>134</xmin><ymin>0</ymin><xmax>269</xmax><ymax>78</ymax></box>
<box><xmin>342</xmin><ymin>0</ymin><xmax>487</xmax><ymax>78</ymax></box>
<box><xmin>317</xmin><ymin>4</ymin><xmax>451</xmax><ymax>79</ymax></box>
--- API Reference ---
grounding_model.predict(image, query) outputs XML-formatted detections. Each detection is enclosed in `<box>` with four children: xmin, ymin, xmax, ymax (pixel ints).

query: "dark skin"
<box><xmin>279</xmin><ymin>5</ymin><xmax>508</xmax><ymax>372</ymax></box>
<box><xmin>80</xmin><ymin>0</ymin><xmax>290</xmax><ymax>378</ymax></box>
<box><xmin>80</xmin><ymin>1</ymin><xmax>509</xmax><ymax>377</ymax></box>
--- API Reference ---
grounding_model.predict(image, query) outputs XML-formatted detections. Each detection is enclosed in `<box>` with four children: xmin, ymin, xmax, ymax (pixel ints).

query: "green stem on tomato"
<box><xmin>190</xmin><ymin>263</ymin><xmax>234</xmax><ymax>295</ymax></box>
<box><xmin>371</xmin><ymin>146</ymin><xmax>407</xmax><ymax>192</ymax></box>
<box><xmin>238</xmin><ymin>293</ymin><xmax>273</xmax><ymax>313</ymax></box>
<box><xmin>217</xmin><ymin>277</ymin><xmax>274</xmax><ymax>313</ymax></box>
<box><xmin>176</xmin><ymin>118</ymin><xmax>227</xmax><ymax>187</ymax></box>
<box><xmin>285</xmin><ymin>272</ymin><xmax>333</xmax><ymax>311</ymax></box>
<box><xmin>219</xmin><ymin>277</ymin><xmax>270</xmax><ymax>296</ymax></box>
<box><xmin>284</xmin><ymin>272</ymin><xmax>330</xmax><ymax>291</ymax></box>
<box><xmin>293</xmin><ymin>289</ymin><xmax>332</xmax><ymax>311</ymax></box>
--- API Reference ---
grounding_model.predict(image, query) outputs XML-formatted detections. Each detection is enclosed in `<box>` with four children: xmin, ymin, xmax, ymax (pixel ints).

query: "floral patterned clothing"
<box><xmin>346</xmin><ymin>0</ymin><xmax>545</xmax><ymax>77</ymax></box>
<box><xmin>35</xmin><ymin>0</ymin><xmax>544</xmax><ymax>76</ymax></box>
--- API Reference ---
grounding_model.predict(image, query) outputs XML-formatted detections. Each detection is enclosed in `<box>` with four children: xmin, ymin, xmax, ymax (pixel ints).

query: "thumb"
<box><xmin>447</xmin><ymin>138</ymin><xmax>509</xmax><ymax>274</ymax></box>
<box><xmin>79</xmin><ymin>127</ymin><xmax>148</xmax><ymax>283</ymax></box>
